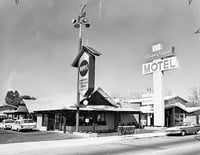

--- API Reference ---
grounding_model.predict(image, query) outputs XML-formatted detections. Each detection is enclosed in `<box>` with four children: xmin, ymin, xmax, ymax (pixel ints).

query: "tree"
<box><xmin>5</xmin><ymin>90</ymin><xmax>36</xmax><ymax>107</ymax></box>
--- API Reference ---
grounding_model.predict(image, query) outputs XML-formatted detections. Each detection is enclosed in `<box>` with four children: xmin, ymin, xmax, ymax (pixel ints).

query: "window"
<box><xmin>42</xmin><ymin>114</ymin><xmax>48</xmax><ymax>126</ymax></box>
<box><xmin>96</xmin><ymin>113</ymin><xmax>106</xmax><ymax>125</ymax></box>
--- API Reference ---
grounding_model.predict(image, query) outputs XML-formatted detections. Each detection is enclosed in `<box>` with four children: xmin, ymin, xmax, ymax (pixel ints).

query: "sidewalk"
<box><xmin>0</xmin><ymin>128</ymin><xmax>167</xmax><ymax>155</ymax></box>
<box><xmin>74</xmin><ymin>127</ymin><xmax>167</xmax><ymax>138</ymax></box>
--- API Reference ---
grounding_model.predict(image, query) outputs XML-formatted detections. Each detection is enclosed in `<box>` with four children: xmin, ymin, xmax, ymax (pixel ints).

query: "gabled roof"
<box><xmin>15</xmin><ymin>103</ymin><xmax>29</xmax><ymax>113</ymax></box>
<box><xmin>71</xmin><ymin>46</ymin><xmax>101</xmax><ymax>67</ymax></box>
<box><xmin>165</xmin><ymin>102</ymin><xmax>200</xmax><ymax>113</ymax></box>
<box><xmin>87</xmin><ymin>87</ymin><xmax>119</xmax><ymax>107</ymax></box>
<box><xmin>25</xmin><ymin>95</ymin><xmax>76</xmax><ymax>113</ymax></box>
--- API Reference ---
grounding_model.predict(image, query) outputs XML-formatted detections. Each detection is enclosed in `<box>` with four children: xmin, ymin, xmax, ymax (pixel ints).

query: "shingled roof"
<box><xmin>71</xmin><ymin>46</ymin><xmax>101</xmax><ymax>67</ymax></box>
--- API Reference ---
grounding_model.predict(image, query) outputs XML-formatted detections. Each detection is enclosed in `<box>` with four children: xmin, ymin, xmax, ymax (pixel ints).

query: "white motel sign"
<box><xmin>142</xmin><ymin>43</ymin><xmax>179</xmax><ymax>127</ymax></box>
<box><xmin>142</xmin><ymin>56</ymin><xmax>178</xmax><ymax>75</ymax></box>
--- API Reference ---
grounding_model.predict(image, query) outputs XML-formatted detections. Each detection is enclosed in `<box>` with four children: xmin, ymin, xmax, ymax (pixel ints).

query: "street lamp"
<box><xmin>72</xmin><ymin>4</ymin><xmax>90</xmax><ymax>132</ymax></box>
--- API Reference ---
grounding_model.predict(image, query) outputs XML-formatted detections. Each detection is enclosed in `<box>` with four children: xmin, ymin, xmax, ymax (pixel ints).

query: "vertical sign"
<box><xmin>142</xmin><ymin>43</ymin><xmax>178</xmax><ymax>127</ymax></box>
<box><xmin>79</xmin><ymin>52</ymin><xmax>95</xmax><ymax>97</ymax></box>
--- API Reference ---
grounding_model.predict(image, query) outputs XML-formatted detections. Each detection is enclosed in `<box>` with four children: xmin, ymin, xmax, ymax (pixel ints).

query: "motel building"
<box><xmin>2</xmin><ymin>88</ymin><xmax>200</xmax><ymax>133</ymax></box>
<box><xmin>21</xmin><ymin>88</ymin><xmax>200</xmax><ymax>133</ymax></box>
<box><xmin>24</xmin><ymin>87</ymin><xmax>141</xmax><ymax>132</ymax></box>
<box><xmin>127</xmin><ymin>93</ymin><xmax>200</xmax><ymax>127</ymax></box>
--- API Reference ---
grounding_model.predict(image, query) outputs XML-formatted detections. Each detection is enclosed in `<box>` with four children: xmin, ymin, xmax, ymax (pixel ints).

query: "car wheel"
<box><xmin>181</xmin><ymin>130</ymin><xmax>186</xmax><ymax>136</ymax></box>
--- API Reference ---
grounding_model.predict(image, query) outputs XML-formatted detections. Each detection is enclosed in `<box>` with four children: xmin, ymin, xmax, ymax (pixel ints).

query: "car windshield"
<box><xmin>23</xmin><ymin>119</ymin><xmax>34</xmax><ymax>123</ymax></box>
<box><xmin>176</xmin><ymin>122</ymin><xmax>191</xmax><ymax>126</ymax></box>
<box><xmin>4</xmin><ymin>120</ymin><xmax>14</xmax><ymax>123</ymax></box>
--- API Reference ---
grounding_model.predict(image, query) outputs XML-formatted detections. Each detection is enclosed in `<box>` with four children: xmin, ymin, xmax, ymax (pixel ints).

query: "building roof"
<box><xmin>71</xmin><ymin>46</ymin><xmax>101</xmax><ymax>67</ymax></box>
<box><xmin>25</xmin><ymin>88</ymin><xmax>140</xmax><ymax>113</ymax></box>
<box><xmin>25</xmin><ymin>95</ymin><xmax>76</xmax><ymax>113</ymax></box>
<box><xmin>0</xmin><ymin>104</ymin><xmax>17</xmax><ymax>111</ymax></box>
<box><xmin>118</xmin><ymin>95</ymin><xmax>200</xmax><ymax>113</ymax></box>
<box><xmin>165</xmin><ymin>102</ymin><xmax>200</xmax><ymax>113</ymax></box>
<box><xmin>15</xmin><ymin>103</ymin><xmax>29</xmax><ymax>113</ymax></box>
<box><xmin>91</xmin><ymin>87</ymin><xmax>119</xmax><ymax>107</ymax></box>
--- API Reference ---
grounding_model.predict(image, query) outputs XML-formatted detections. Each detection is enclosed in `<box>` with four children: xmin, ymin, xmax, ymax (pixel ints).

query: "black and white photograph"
<box><xmin>0</xmin><ymin>0</ymin><xmax>200</xmax><ymax>154</ymax></box>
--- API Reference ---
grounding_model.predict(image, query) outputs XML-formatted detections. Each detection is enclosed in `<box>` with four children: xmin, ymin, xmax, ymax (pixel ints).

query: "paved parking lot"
<box><xmin>0</xmin><ymin>128</ymin><xmax>162</xmax><ymax>144</ymax></box>
<box><xmin>0</xmin><ymin>129</ymin><xmax>80</xmax><ymax>144</ymax></box>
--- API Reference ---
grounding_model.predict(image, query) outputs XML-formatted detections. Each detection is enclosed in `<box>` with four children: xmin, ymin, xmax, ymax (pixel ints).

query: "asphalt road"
<box><xmin>0</xmin><ymin>134</ymin><xmax>200</xmax><ymax>155</ymax></box>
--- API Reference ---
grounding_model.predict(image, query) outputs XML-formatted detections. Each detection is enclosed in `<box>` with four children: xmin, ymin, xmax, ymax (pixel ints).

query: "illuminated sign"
<box><xmin>79</xmin><ymin>52</ymin><xmax>95</xmax><ymax>97</ymax></box>
<box><xmin>80</xmin><ymin>60</ymin><xmax>89</xmax><ymax>77</ymax></box>
<box><xmin>145</xmin><ymin>44</ymin><xmax>175</xmax><ymax>62</ymax></box>
<box><xmin>152</xmin><ymin>43</ymin><xmax>163</xmax><ymax>52</ymax></box>
<box><xmin>141</xmin><ymin>94</ymin><xmax>153</xmax><ymax>105</ymax></box>
<box><xmin>142</xmin><ymin>56</ymin><xmax>178</xmax><ymax>75</ymax></box>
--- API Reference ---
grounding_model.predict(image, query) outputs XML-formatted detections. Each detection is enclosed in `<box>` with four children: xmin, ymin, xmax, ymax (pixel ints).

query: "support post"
<box><xmin>153</xmin><ymin>63</ymin><xmax>164</xmax><ymax>127</ymax></box>
<box><xmin>172</xmin><ymin>107</ymin><xmax>176</xmax><ymax>126</ymax></box>
<box><xmin>75</xmin><ymin>24</ymin><xmax>82</xmax><ymax>132</ymax></box>
<box><xmin>63</xmin><ymin>114</ymin><xmax>66</xmax><ymax>133</ymax></box>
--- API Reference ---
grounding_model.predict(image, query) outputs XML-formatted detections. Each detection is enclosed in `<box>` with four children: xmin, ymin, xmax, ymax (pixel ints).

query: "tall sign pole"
<box><xmin>72</xmin><ymin>4</ymin><xmax>90</xmax><ymax>132</ymax></box>
<box><xmin>153</xmin><ymin>62</ymin><xmax>164</xmax><ymax>126</ymax></box>
<box><xmin>142</xmin><ymin>44</ymin><xmax>179</xmax><ymax>127</ymax></box>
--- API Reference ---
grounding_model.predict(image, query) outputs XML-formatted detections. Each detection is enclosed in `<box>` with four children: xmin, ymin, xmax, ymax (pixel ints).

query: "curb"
<box><xmin>122</xmin><ymin>132</ymin><xmax>167</xmax><ymax>140</ymax></box>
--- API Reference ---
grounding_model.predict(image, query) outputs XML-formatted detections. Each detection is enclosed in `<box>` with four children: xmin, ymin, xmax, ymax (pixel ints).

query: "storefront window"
<box><xmin>96</xmin><ymin>113</ymin><xmax>106</xmax><ymax>125</ymax></box>
<box><xmin>42</xmin><ymin>114</ymin><xmax>48</xmax><ymax>126</ymax></box>
<box><xmin>175</xmin><ymin>113</ymin><xmax>185</xmax><ymax>124</ymax></box>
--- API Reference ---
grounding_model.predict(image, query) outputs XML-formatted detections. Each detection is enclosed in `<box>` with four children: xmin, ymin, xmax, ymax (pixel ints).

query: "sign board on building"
<box><xmin>152</xmin><ymin>43</ymin><xmax>163</xmax><ymax>52</ymax></box>
<box><xmin>79</xmin><ymin>52</ymin><xmax>95</xmax><ymax>97</ymax></box>
<box><xmin>145</xmin><ymin>45</ymin><xmax>175</xmax><ymax>62</ymax></box>
<box><xmin>142</xmin><ymin>56</ymin><xmax>179</xmax><ymax>75</ymax></box>
<box><xmin>72</xmin><ymin>46</ymin><xmax>101</xmax><ymax>97</ymax></box>
<box><xmin>140</xmin><ymin>105</ymin><xmax>154</xmax><ymax>113</ymax></box>
<box><xmin>141</xmin><ymin>93</ymin><xmax>153</xmax><ymax>105</ymax></box>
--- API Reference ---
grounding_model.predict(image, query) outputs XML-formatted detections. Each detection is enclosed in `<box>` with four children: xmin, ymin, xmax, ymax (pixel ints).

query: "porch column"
<box><xmin>196</xmin><ymin>114</ymin><xmax>199</xmax><ymax>125</ymax></box>
<box><xmin>147</xmin><ymin>114</ymin><xmax>151</xmax><ymax>126</ymax></box>
<box><xmin>172</xmin><ymin>107</ymin><xmax>176</xmax><ymax>126</ymax></box>
<box><xmin>63</xmin><ymin>114</ymin><xmax>66</xmax><ymax>133</ymax></box>
<box><xmin>139</xmin><ymin>112</ymin><xmax>141</xmax><ymax>128</ymax></box>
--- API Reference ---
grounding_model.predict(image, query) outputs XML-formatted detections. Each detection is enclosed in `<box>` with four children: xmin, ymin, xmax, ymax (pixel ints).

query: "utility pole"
<box><xmin>72</xmin><ymin>4</ymin><xmax>90</xmax><ymax>132</ymax></box>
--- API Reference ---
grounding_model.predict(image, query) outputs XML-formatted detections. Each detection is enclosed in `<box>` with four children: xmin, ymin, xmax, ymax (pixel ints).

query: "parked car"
<box><xmin>166</xmin><ymin>122</ymin><xmax>200</xmax><ymax>136</ymax></box>
<box><xmin>1</xmin><ymin>119</ymin><xmax>15</xmax><ymax>130</ymax></box>
<box><xmin>11</xmin><ymin>119</ymin><xmax>36</xmax><ymax>131</ymax></box>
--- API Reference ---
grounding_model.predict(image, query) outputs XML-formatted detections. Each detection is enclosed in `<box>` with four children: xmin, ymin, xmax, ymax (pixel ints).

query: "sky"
<box><xmin>0</xmin><ymin>0</ymin><xmax>200</xmax><ymax>103</ymax></box>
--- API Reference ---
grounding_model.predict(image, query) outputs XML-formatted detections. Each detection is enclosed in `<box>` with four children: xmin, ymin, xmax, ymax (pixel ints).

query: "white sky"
<box><xmin>0</xmin><ymin>0</ymin><xmax>200</xmax><ymax>103</ymax></box>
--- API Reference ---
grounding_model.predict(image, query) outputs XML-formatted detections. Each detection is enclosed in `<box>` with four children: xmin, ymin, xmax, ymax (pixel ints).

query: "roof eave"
<box><xmin>71</xmin><ymin>46</ymin><xmax>101</xmax><ymax>67</ymax></box>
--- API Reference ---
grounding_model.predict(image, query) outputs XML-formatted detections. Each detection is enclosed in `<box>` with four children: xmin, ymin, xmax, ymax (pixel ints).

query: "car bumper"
<box><xmin>20</xmin><ymin>126</ymin><xmax>36</xmax><ymax>130</ymax></box>
<box><xmin>4</xmin><ymin>125</ymin><xmax>12</xmax><ymax>129</ymax></box>
<box><xmin>166</xmin><ymin>130</ymin><xmax>182</xmax><ymax>135</ymax></box>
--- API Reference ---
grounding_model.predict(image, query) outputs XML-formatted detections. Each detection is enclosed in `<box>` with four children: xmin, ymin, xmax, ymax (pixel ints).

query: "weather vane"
<box><xmin>72</xmin><ymin>4</ymin><xmax>90</xmax><ymax>29</ymax></box>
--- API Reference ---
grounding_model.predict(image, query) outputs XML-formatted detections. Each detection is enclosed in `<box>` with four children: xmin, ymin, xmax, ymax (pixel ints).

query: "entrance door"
<box><xmin>55</xmin><ymin>113</ymin><xmax>62</xmax><ymax>130</ymax></box>
<box><xmin>47</xmin><ymin>114</ymin><xmax>55</xmax><ymax>131</ymax></box>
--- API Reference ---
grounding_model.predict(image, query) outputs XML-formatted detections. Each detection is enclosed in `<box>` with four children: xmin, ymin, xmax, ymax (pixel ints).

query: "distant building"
<box><xmin>125</xmin><ymin>95</ymin><xmax>200</xmax><ymax>127</ymax></box>
<box><xmin>0</xmin><ymin>104</ymin><xmax>17</xmax><ymax>121</ymax></box>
